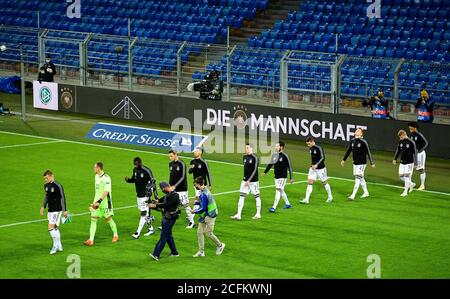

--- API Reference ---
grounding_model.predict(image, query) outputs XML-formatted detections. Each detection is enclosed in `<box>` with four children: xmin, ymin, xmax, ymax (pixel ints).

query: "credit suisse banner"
<box><xmin>86</xmin><ymin>122</ymin><xmax>208</xmax><ymax>152</ymax></box>
<box><xmin>33</xmin><ymin>81</ymin><xmax>59</xmax><ymax>111</ymax></box>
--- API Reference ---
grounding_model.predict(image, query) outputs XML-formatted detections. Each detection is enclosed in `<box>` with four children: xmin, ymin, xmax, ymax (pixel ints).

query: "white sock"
<box><xmin>55</xmin><ymin>228</ymin><xmax>62</xmax><ymax>248</ymax></box>
<box><xmin>420</xmin><ymin>172</ymin><xmax>426</xmax><ymax>186</ymax></box>
<box><xmin>360</xmin><ymin>177</ymin><xmax>368</xmax><ymax>194</ymax></box>
<box><xmin>185</xmin><ymin>206</ymin><xmax>194</xmax><ymax>223</ymax></box>
<box><xmin>273</xmin><ymin>190</ymin><xmax>281</xmax><ymax>209</ymax></box>
<box><xmin>404</xmin><ymin>176</ymin><xmax>411</xmax><ymax>193</ymax></box>
<box><xmin>281</xmin><ymin>191</ymin><xmax>290</xmax><ymax>205</ymax></box>
<box><xmin>324</xmin><ymin>183</ymin><xmax>332</xmax><ymax>198</ymax></box>
<box><xmin>305</xmin><ymin>184</ymin><xmax>313</xmax><ymax>201</ymax></box>
<box><xmin>351</xmin><ymin>177</ymin><xmax>361</xmax><ymax>197</ymax></box>
<box><xmin>49</xmin><ymin>229</ymin><xmax>57</xmax><ymax>248</ymax></box>
<box><xmin>237</xmin><ymin>196</ymin><xmax>245</xmax><ymax>217</ymax></box>
<box><xmin>255</xmin><ymin>195</ymin><xmax>261</xmax><ymax>216</ymax></box>
<box><xmin>137</xmin><ymin>216</ymin><xmax>146</xmax><ymax>234</ymax></box>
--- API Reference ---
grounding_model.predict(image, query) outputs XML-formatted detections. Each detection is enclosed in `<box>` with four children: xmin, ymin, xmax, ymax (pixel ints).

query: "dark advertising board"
<box><xmin>56</xmin><ymin>84</ymin><xmax>450</xmax><ymax>158</ymax></box>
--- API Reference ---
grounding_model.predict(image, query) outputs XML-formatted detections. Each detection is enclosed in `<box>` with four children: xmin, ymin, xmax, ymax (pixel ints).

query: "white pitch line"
<box><xmin>0</xmin><ymin>140</ymin><xmax>64</xmax><ymax>149</ymax></box>
<box><xmin>0</xmin><ymin>130</ymin><xmax>449</xmax><ymax>196</ymax></box>
<box><xmin>0</xmin><ymin>180</ymin><xmax>307</xmax><ymax>229</ymax></box>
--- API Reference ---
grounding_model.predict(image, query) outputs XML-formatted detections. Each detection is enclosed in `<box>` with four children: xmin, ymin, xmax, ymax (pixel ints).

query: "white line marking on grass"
<box><xmin>0</xmin><ymin>140</ymin><xmax>63</xmax><ymax>149</ymax></box>
<box><xmin>0</xmin><ymin>130</ymin><xmax>449</xmax><ymax>196</ymax></box>
<box><xmin>0</xmin><ymin>181</ymin><xmax>307</xmax><ymax>229</ymax></box>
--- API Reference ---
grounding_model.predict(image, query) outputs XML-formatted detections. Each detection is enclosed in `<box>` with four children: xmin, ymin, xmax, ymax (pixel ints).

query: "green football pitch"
<box><xmin>0</xmin><ymin>94</ymin><xmax>449</xmax><ymax>278</ymax></box>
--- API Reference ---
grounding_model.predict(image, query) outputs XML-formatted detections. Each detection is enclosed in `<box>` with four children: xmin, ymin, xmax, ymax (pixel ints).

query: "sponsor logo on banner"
<box><xmin>112</xmin><ymin>96</ymin><xmax>143</xmax><ymax>119</ymax></box>
<box><xmin>60</xmin><ymin>86</ymin><xmax>75</xmax><ymax>110</ymax></box>
<box><xmin>33</xmin><ymin>81</ymin><xmax>58</xmax><ymax>110</ymax></box>
<box><xmin>86</xmin><ymin>122</ymin><xmax>208</xmax><ymax>152</ymax></box>
<box><xmin>206</xmin><ymin>105</ymin><xmax>367</xmax><ymax>141</ymax></box>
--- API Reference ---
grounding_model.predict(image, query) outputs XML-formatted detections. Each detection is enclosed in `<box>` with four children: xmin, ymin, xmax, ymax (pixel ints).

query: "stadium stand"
<box><xmin>199</xmin><ymin>0</ymin><xmax>449</xmax><ymax>106</ymax></box>
<box><xmin>0</xmin><ymin>0</ymin><xmax>448</xmax><ymax>109</ymax></box>
<box><xmin>0</xmin><ymin>0</ymin><xmax>269</xmax><ymax>76</ymax></box>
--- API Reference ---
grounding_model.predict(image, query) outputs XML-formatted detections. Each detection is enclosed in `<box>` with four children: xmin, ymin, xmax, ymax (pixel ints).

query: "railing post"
<box><xmin>79</xmin><ymin>33</ymin><xmax>93</xmax><ymax>86</ymax></box>
<box><xmin>226</xmin><ymin>45</ymin><xmax>237</xmax><ymax>102</ymax></box>
<box><xmin>38</xmin><ymin>28</ymin><xmax>48</xmax><ymax>67</ymax></box>
<box><xmin>128</xmin><ymin>37</ymin><xmax>138</xmax><ymax>91</ymax></box>
<box><xmin>393</xmin><ymin>58</ymin><xmax>405</xmax><ymax>119</ymax></box>
<box><xmin>280</xmin><ymin>50</ymin><xmax>290</xmax><ymax>108</ymax></box>
<box><xmin>334</xmin><ymin>54</ymin><xmax>346</xmax><ymax>114</ymax></box>
<box><xmin>176</xmin><ymin>41</ymin><xmax>186</xmax><ymax>96</ymax></box>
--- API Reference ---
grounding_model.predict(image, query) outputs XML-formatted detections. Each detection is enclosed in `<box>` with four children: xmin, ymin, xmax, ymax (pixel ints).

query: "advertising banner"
<box><xmin>33</xmin><ymin>81</ymin><xmax>59</xmax><ymax>111</ymax></box>
<box><xmin>86</xmin><ymin>122</ymin><xmax>208</xmax><ymax>152</ymax></box>
<box><xmin>59</xmin><ymin>84</ymin><xmax>450</xmax><ymax>158</ymax></box>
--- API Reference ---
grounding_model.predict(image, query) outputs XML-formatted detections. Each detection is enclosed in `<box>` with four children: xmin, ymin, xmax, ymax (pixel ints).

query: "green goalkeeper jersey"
<box><xmin>94</xmin><ymin>172</ymin><xmax>112</xmax><ymax>209</ymax></box>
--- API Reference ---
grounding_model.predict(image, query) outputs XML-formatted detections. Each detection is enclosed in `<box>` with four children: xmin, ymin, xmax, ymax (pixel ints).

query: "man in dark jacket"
<box><xmin>148</xmin><ymin>182</ymin><xmax>181</xmax><ymax>261</ymax></box>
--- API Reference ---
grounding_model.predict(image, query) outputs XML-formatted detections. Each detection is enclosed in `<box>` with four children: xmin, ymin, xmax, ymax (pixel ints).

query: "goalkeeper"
<box><xmin>84</xmin><ymin>162</ymin><xmax>119</xmax><ymax>246</ymax></box>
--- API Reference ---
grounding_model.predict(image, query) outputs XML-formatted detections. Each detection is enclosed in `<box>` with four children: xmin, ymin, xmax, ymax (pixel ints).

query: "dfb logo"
<box><xmin>66</xmin><ymin>0</ymin><xmax>81</xmax><ymax>19</ymax></box>
<box><xmin>366</xmin><ymin>0</ymin><xmax>381</xmax><ymax>19</ymax></box>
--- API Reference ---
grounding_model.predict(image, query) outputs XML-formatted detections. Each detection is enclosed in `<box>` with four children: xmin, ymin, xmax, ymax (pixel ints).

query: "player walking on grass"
<box><xmin>40</xmin><ymin>170</ymin><xmax>67</xmax><ymax>255</ymax></box>
<box><xmin>393</xmin><ymin>130</ymin><xmax>418</xmax><ymax>197</ymax></box>
<box><xmin>300</xmin><ymin>137</ymin><xmax>333</xmax><ymax>204</ymax></box>
<box><xmin>408</xmin><ymin>122</ymin><xmax>428</xmax><ymax>190</ymax></box>
<box><xmin>125</xmin><ymin>157</ymin><xmax>156</xmax><ymax>239</ymax></box>
<box><xmin>262</xmin><ymin>141</ymin><xmax>294</xmax><ymax>212</ymax></box>
<box><xmin>192</xmin><ymin>177</ymin><xmax>225</xmax><ymax>257</ymax></box>
<box><xmin>341</xmin><ymin>128</ymin><xmax>375</xmax><ymax>200</ymax></box>
<box><xmin>84</xmin><ymin>162</ymin><xmax>119</xmax><ymax>246</ymax></box>
<box><xmin>189</xmin><ymin>147</ymin><xmax>212</xmax><ymax>198</ymax></box>
<box><xmin>169</xmin><ymin>150</ymin><xmax>195</xmax><ymax>229</ymax></box>
<box><xmin>231</xmin><ymin>143</ymin><xmax>262</xmax><ymax>220</ymax></box>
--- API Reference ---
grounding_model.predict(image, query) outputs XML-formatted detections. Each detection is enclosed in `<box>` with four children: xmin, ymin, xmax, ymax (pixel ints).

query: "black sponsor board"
<box><xmin>61</xmin><ymin>85</ymin><xmax>450</xmax><ymax>158</ymax></box>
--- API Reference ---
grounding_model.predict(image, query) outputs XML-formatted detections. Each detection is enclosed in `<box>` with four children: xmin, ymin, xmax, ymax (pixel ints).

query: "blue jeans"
<box><xmin>152</xmin><ymin>216</ymin><xmax>178</xmax><ymax>257</ymax></box>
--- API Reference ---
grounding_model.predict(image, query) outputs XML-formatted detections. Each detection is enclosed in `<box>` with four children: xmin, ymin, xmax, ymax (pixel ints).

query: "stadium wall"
<box><xmin>55</xmin><ymin>84</ymin><xmax>450</xmax><ymax>158</ymax></box>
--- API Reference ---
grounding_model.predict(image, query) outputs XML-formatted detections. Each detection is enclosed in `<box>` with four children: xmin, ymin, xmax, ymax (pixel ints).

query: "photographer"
<box><xmin>188</xmin><ymin>70</ymin><xmax>223</xmax><ymax>101</ymax></box>
<box><xmin>39</xmin><ymin>55</ymin><xmax>56</xmax><ymax>83</ymax></box>
<box><xmin>362</xmin><ymin>89</ymin><xmax>394</xmax><ymax>119</ymax></box>
<box><xmin>415</xmin><ymin>89</ymin><xmax>434</xmax><ymax>124</ymax></box>
<box><xmin>148</xmin><ymin>181</ymin><xmax>181</xmax><ymax>261</ymax></box>
<box><xmin>0</xmin><ymin>102</ymin><xmax>11</xmax><ymax>115</ymax></box>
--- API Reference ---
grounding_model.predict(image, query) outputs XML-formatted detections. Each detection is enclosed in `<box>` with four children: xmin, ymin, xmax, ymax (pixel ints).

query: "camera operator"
<box><xmin>415</xmin><ymin>89</ymin><xmax>434</xmax><ymax>124</ymax></box>
<box><xmin>362</xmin><ymin>89</ymin><xmax>394</xmax><ymax>120</ymax></box>
<box><xmin>39</xmin><ymin>55</ymin><xmax>56</xmax><ymax>83</ymax></box>
<box><xmin>148</xmin><ymin>181</ymin><xmax>181</xmax><ymax>261</ymax></box>
<box><xmin>187</xmin><ymin>70</ymin><xmax>223</xmax><ymax>101</ymax></box>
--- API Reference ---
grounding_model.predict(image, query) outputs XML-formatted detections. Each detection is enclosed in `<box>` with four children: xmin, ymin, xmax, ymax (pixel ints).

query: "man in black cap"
<box><xmin>148</xmin><ymin>182</ymin><xmax>181</xmax><ymax>261</ymax></box>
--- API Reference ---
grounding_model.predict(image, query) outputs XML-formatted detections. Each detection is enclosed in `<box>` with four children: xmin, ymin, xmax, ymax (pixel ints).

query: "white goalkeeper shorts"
<box><xmin>353</xmin><ymin>164</ymin><xmax>367</xmax><ymax>177</ymax></box>
<box><xmin>177</xmin><ymin>191</ymin><xmax>190</xmax><ymax>206</ymax></box>
<box><xmin>239</xmin><ymin>181</ymin><xmax>260</xmax><ymax>195</ymax></box>
<box><xmin>399</xmin><ymin>163</ymin><xmax>414</xmax><ymax>176</ymax></box>
<box><xmin>48</xmin><ymin>212</ymin><xmax>62</xmax><ymax>226</ymax></box>
<box><xmin>416</xmin><ymin>151</ymin><xmax>426</xmax><ymax>170</ymax></box>
<box><xmin>308</xmin><ymin>167</ymin><xmax>328</xmax><ymax>182</ymax></box>
<box><xmin>137</xmin><ymin>197</ymin><xmax>149</xmax><ymax>212</ymax></box>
